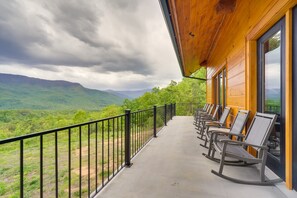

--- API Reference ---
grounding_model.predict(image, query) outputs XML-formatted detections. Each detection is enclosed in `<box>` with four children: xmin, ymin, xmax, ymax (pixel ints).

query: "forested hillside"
<box><xmin>0</xmin><ymin>73</ymin><xmax>124</xmax><ymax>110</ymax></box>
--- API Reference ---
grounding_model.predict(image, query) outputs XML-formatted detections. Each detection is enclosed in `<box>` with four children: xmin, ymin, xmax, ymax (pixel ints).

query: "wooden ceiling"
<box><xmin>168</xmin><ymin>0</ymin><xmax>237</xmax><ymax>76</ymax></box>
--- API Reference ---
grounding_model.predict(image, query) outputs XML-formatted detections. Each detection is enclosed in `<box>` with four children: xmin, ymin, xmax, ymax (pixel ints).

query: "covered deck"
<box><xmin>97</xmin><ymin>116</ymin><xmax>288</xmax><ymax>198</ymax></box>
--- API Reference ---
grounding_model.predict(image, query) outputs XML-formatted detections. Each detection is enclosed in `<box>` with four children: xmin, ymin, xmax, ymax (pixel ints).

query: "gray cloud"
<box><xmin>0</xmin><ymin>0</ymin><xmax>181</xmax><ymax>90</ymax></box>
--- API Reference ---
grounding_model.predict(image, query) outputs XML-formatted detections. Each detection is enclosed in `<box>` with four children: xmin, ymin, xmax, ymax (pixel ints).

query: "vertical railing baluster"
<box><xmin>140</xmin><ymin>112</ymin><xmax>142</xmax><ymax>149</ymax></box>
<box><xmin>130</xmin><ymin>114</ymin><xmax>133</xmax><ymax>156</ymax></box>
<box><xmin>112</xmin><ymin>118</ymin><xmax>115</xmax><ymax>176</ymax></box>
<box><xmin>139</xmin><ymin>112</ymin><xmax>141</xmax><ymax>148</ymax></box>
<box><xmin>135</xmin><ymin>113</ymin><xmax>138</xmax><ymax>152</ymax></box>
<box><xmin>164</xmin><ymin>104</ymin><xmax>167</xmax><ymax>126</ymax></box>
<box><xmin>121</xmin><ymin>116</ymin><xmax>123</xmax><ymax>166</ymax></box>
<box><xmin>79</xmin><ymin>126</ymin><xmax>82</xmax><ymax>198</ymax></box>
<box><xmin>140</xmin><ymin>112</ymin><xmax>142</xmax><ymax>148</ymax></box>
<box><xmin>138</xmin><ymin>112</ymin><xmax>140</xmax><ymax>150</ymax></box>
<box><xmin>101</xmin><ymin>121</ymin><xmax>104</xmax><ymax>187</ymax></box>
<box><xmin>137</xmin><ymin>112</ymin><xmax>139</xmax><ymax>150</ymax></box>
<box><xmin>134</xmin><ymin>113</ymin><xmax>136</xmax><ymax>154</ymax></box>
<box><xmin>20</xmin><ymin>140</ymin><xmax>24</xmax><ymax>198</ymax></box>
<box><xmin>40</xmin><ymin>135</ymin><xmax>43</xmax><ymax>198</ymax></box>
<box><xmin>140</xmin><ymin>112</ymin><xmax>142</xmax><ymax>147</ymax></box>
<box><xmin>117</xmin><ymin>117</ymin><xmax>119</xmax><ymax>171</ymax></box>
<box><xmin>68</xmin><ymin>128</ymin><xmax>71</xmax><ymax>198</ymax></box>
<box><xmin>170</xmin><ymin>103</ymin><xmax>173</xmax><ymax>120</ymax></box>
<box><xmin>143</xmin><ymin>112</ymin><xmax>145</xmax><ymax>144</ymax></box>
<box><xmin>55</xmin><ymin>131</ymin><xmax>58</xmax><ymax>198</ymax></box>
<box><xmin>141</xmin><ymin>112</ymin><xmax>143</xmax><ymax>147</ymax></box>
<box><xmin>154</xmin><ymin>107</ymin><xmax>157</xmax><ymax>138</ymax></box>
<box><xmin>107</xmin><ymin>120</ymin><xmax>110</xmax><ymax>180</ymax></box>
<box><xmin>125</xmin><ymin>110</ymin><xmax>131</xmax><ymax>166</ymax></box>
<box><xmin>138</xmin><ymin>112</ymin><xmax>140</xmax><ymax>149</ymax></box>
<box><xmin>143</xmin><ymin>112</ymin><xmax>145</xmax><ymax>145</ymax></box>
<box><xmin>133</xmin><ymin>114</ymin><xmax>135</xmax><ymax>155</ymax></box>
<box><xmin>95</xmin><ymin>122</ymin><xmax>98</xmax><ymax>193</ymax></box>
<box><xmin>133</xmin><ymin>113</ymin><xmax>135</xmax><ymax>154</ymax></box>
<box><xmin>154</xmin><ymin>106</ymin><xmax>157</xmax><ymax>137</ymax></box>
<box><xmin>174</xmin><ymin>103</ymin><xmax>176</xmax><ymax>116</ymax></box>
<box><xmin>88</xmin><ymin>124</ymin><xmax>90</xmax><ymax>198</ymax></box>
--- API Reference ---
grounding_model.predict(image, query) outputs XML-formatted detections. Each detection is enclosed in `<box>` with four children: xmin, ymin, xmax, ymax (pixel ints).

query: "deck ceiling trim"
<box><xmin>166</xmin><ymin>0</ymin><xmax>237</xmax><ymax>76</ymax></box>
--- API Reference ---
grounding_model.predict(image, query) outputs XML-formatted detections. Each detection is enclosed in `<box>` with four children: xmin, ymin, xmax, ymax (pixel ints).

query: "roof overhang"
<box><xmin>159</xmin><ymin>0</ymin><xmax>187</xmax><ymax>77</ymax></box>
<box><xmin>159</xmin><ymin>0</ymin><xmax>237</xmax><ymax>78</ymax></box>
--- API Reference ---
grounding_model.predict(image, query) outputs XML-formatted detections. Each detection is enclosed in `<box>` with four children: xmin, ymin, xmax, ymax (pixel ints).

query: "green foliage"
<box><xmin>98</xmin><ymin>105</ymin><xmax>123</xmax><ymax>118</ymax></box>
<box><xmin>123</xmin><ymin>68</ymin><xmax>206</xmax><ymax>112</ymax></box>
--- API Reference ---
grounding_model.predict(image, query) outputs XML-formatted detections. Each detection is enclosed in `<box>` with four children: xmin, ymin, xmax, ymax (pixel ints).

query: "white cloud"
<box><xmin>0</xmin><ymin>0</ymin><xmax>181</xmax><ymax>90</ymax></box>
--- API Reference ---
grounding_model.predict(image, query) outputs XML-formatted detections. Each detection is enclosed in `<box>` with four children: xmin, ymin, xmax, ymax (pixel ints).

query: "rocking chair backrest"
<box><xmin>211</xmin><ymin>105</ymin><xmax>220</xmax><ymax>120</ymax></box>
<box><xmin>218</xmin><ymin>107</ymin><xmax>231</xmax><ymax>126</ymax></box>
<box><xmin>204</xmin><ymin>104</ymin><xmax>211</xmax><ymax>113</ymax></box>
<box><xmin>207</xmin><ymin>104</ymin><xmax>215</xmax><ymax>115</ymax></box>
<box><xmin>229</xmin><ymin>110</ymin><xmax>250</xmax><ymax>135</ymax></box>
<box><xmin>245</xmin><ymin>113</ymin><xmax>277</xmax><ymax>151</ymax></box>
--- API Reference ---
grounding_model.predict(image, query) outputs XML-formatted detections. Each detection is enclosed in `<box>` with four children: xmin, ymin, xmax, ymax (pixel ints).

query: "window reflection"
<box><xmin>219</xmin><ymin>73</ymin><xmax>223</xmax><ymax>106</ymax></box>
<box><xmin>263</xmin><ymin>30</ymin><xmax>281</xmax><ymax>159</ymax></box>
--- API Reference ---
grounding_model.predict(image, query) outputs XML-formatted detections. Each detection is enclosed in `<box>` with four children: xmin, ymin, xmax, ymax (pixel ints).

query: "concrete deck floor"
<box><xmin>97</xmin><ymin>116</ymin><xmax>288</xmax><ymax>198</ymax></box>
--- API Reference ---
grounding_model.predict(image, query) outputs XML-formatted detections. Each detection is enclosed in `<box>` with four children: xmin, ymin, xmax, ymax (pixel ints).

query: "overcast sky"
<box><xmin>0</xmin><ymin>0</ymin><xmax>181</xmax><ymax>90</ymax></box>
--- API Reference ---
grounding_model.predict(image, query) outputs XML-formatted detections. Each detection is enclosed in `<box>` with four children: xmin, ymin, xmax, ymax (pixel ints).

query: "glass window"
<box><xmin>258</xmin><ymin>18</ymin><xmax>285</xmax><ymax>179</ymax></box>
<box><xmin>264</xmin><ymin>31</ymin><xmax>281</xmax><ymax>115</ymax></box>
<box><xmin>219</xmin><ymin>72</ymin><xmax>223</xmax><ymax>106</ymax></box>
<box><xmin>215</xmin><ymin>69</ymin><xmax>226</xmax><ymax>117</ymax></box>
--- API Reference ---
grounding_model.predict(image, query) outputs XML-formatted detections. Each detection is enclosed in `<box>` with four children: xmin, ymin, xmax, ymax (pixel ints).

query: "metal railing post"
<box><xmin>173</xmin><ymin>103</ymin><xmax>175</xmax><ymax>116</ymax></box>
<box><xmin>170</xmin><ymin>103</ymin><xmax>173</xmax><ymax>120</ymax></box>
<box><xmin>174</xmin><ymin>103</ymin><xmax>176</xmax><ymax>116</ymax></box>
<box><xmin>164</xmin><ymin>104</ymin><xmax>167</xmax><ymax>126</ymax></box>
<box><xmin>125</xmin><ymin>109</ymin><xmax>131</xmax><ymax>167</ymax></box>
<box><xmin>153</xmin><ymin>106</ymin><xmax>157</xmax><ymax>137</ymax></box>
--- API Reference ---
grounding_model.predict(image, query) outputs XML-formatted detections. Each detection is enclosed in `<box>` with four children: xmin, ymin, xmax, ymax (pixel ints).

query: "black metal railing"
<box><xmin>175</xmin><ymin>102</ymin><xmax>204</xmax><ymax>116</ymax></box>
<box><xmin>0</xmin><ymin>104</ymin><xmax>176</xmax><ymax>198</ymax></box>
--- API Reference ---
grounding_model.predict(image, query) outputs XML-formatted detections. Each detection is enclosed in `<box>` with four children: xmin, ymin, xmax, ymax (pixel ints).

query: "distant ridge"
<box><xmin>0</xmin><ymin>73</ymin><xmax>124</xmax><ymax>110</ymax></box>
<box><xmin>106</xmin><ymin>89</ymin><xmax>152</xmax><ymax>99</ymax></box>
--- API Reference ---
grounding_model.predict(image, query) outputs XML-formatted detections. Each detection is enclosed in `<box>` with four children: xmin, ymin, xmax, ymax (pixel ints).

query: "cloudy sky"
<box><xmin>0</xmin><ymin>0</ymin><xmax>181</xmax><ymax>90</ymax></box>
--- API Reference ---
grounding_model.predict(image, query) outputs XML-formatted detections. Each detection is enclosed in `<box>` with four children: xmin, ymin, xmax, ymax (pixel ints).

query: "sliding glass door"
<box><xmin>257</xmin><ymin>18</ymin><xmax>285</xmax><ymax>179</ymax></box>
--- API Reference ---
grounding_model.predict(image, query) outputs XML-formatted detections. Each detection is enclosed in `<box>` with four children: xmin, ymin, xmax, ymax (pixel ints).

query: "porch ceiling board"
<box><xmin>168</xmin><ymin>0</ymin><xmax>233</xmax><ymax>76</ymax></box>
<box><xmin>165</xmin><ymin>0</ymin><xmax>290</xmax><ymax>76</ymax></box>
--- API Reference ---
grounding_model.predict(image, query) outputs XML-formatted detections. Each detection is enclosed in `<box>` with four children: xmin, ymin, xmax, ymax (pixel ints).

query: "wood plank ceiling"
<box><xmin>168</xmin><ymin>0</ymin><xmax>237</xmax><ymax>76</ymax></box>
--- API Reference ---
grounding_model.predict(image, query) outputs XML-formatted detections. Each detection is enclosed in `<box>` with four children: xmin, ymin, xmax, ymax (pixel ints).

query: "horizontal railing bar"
<box><xmin>0</xmin><ymin>114</ymin><xmax>126</xmax><ymax>144</ymax></box>
<box><xmin>131</xmin><ymin>108</ymin><xmax>154</xmax><ymax>113</ymax></box>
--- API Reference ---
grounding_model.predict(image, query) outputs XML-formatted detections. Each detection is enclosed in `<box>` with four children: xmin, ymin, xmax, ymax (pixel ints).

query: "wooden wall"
<box><xmin>204</xmin><ymin>0</ymin><xmax>297</xmax><ymax>189</ymax></box>
<box><xmin>206</xmin><ymin>0</ymin><xmax>295</xmax><ymax>118</ymax></box>
<box><xmin>207</xmin><ymin>47</ymin><xmax>246</xmax><ymax>125</ymax></box>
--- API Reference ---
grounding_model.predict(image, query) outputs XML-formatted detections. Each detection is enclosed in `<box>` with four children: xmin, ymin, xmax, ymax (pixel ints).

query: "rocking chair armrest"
<box><xmin>201</xmin><ymin>117</ymin><xmax>217</xmax><ymax>123</ymax></box>
<box><xmin>205</xmin><ymin>121</ymin><xmax>221</xmax><ymax>127</ymax></box>
<box><xmin>209</xmin><ymin>130</ymin><xmax>229</xmax><ymax>139</ymax></box>
<box><xmin>219</xmin><ymin>139</ymin><xmax>268</xmax><ymax>150</ymax></box>
<box><xmin>209</xmin><ymin>128</ymin><xmax>229</xmax><ymax>133</ymax></box>
<box><xmin>200</xmin><ymin>115</ymin><xmax>212</xmax><ymax>120</ymax></box>
<box><xmin>227</xmin><ymin>133</ymin><xmax>245</xmax><ymax>138</ymax></box>
<box><xmin>210</xmin><ymin>130</ymin><xmax>230</xmax><ymax>141</ymax></box>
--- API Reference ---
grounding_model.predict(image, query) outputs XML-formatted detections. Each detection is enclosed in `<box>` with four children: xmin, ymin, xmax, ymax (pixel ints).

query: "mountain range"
<box><xmin>106</xmin><ymin>89</ymin><xmax>151</xmax><ymax>99</ymax></box>
<box><xmin>0</xmin><ymin>73</ymin><xmax>149</xmax><ymax>110</ymax></box>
